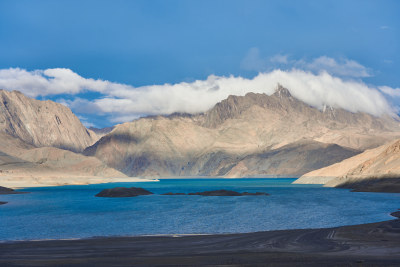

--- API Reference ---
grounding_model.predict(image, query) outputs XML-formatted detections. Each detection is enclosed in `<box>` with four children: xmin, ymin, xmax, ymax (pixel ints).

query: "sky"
<box><xmin>0</xmin><ymin>0</ymin><xmax>399</xmax><ymax>128</ymax></box>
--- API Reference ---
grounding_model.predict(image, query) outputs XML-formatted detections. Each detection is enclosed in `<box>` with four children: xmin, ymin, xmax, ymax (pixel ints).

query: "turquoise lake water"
<box><xmin>0</xmin><ymin>178</ymin><xmax>399</xmax><ymax>241</ymax></box>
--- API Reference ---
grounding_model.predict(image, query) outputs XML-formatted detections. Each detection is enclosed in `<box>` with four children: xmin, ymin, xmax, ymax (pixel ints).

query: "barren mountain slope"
<box><xmin>295</xmin><ymin>138</ymin><xmax>400</xmax><ymax>189</ymax></box>
<box><xmin>199</xmin><ymin>86</ymin><xmax>400</xmax><ymax>150</ymax></box>
<box><xmin>0</xmin><ymin>90</ymin><xmax>98</xmax><ymax>152</ymax></box>
<box><xmin>85</xmin><ymin>86</ymin><xmax>400</xmax><ymax>178</ymax></box>
<box><xmin>294</xmin><ymin>143</ymin><xmax>391</xmax><ymax>185</ymax></box>
<box><xmin>224</xmin><ymin>140</ymin><xmax>359</xmax><ymax>178</ymax></box>
<box><xmin>0</xmin><ymin>132</ymin><xmax>141</xmax><ymax>188</ymax></box>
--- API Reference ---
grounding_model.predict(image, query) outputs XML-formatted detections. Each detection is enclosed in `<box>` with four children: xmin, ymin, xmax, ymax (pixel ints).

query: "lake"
<box><xmin>1</xmin><ymin>178</ymin><xmax>399</xmax><ymax>241</ymax></box>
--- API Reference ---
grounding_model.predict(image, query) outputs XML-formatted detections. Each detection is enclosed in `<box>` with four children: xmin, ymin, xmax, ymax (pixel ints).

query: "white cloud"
<box><xmin>379</xmin><ymin>86</ymin><xmax>400</xmax><ymax>97</ymax></box>
<box><xmin>0</xmin><ymin>67</ymin><xmax>396</xmax><ymax>123</ymax></box>
<box><xmin>241</xmin><ymin>48</ymin><xmax>371</xmax><ymax>78</ymax></box>
<box><xmin>241</xmin><ymin>48</ymin><xmax>288</xmax><ymax>71</ymax></box>
<box><xmin>108</xmin><ymin>114</ymin><xmax>142</xmax><ymax>124</ymax></box>
<box><xmin>0</xmin><ymin>67</ymin><xmax>131</xmax><ymax>97</ymax></box>
<box><xmin>58</xmin><ymin>97</ymin><xmax>104</xmax><ymax>114</ymax></box>
<box><xmin>270</xmin><ymin>54</ymin><xmax>289</xmax><ymax>64</ymax></box>
<box><xmin>241</xmin><ymin>47</ymin><xmax>268</xmax><ymax>71</ymax></box>
<box><xmin>77</xmin><ymin>115</ymin><xmax>96</xmax><ymax>128</ymax></box>
<box><xmin>298</xmin><ymin>56</ymin><xmax>372</xmax><ymax>78</ymax></box>
<box><xmin>380</xmin><ymin>25</ymin><xmax>389</xmax><ymax>30</ymax></box>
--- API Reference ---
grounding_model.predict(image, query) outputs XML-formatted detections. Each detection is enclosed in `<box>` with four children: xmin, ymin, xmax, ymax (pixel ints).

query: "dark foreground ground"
<box><xmin>1</xmin><ymin>213</ymin><xmax>400</xmax><ymax>267</ymax></box>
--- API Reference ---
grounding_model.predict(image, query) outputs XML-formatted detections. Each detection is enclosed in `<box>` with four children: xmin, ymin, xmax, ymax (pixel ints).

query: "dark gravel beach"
<box><xmin>1</xmin><ymin>212</ymin><xmax>399</xmax><ymax>266</ymax></box>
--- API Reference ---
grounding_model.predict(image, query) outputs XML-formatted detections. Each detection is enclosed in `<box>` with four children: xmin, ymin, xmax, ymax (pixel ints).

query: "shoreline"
<box><xmin>1</xmin><ymin>210</ymin><xmax>398</xmax><ymax>243</ymax></box>
<box><xmin>1</xmin><ymin>177</ymin><xmax>159</xmax><ymax>189</ymax></box>
<box><xmin>0</xmin><ymin>212</ymin><xmax>396</xmax><ymax>243</ymax></box>
<box><xmin>2</xmin><ymin>177</ymin><xmax>297</xmax><ymax>189</ymax></box>
<box><xmin>1</xmin><ymin>213</ymin><xmax>399</xmax><ymax>266</ymax></box>
<box><xmin>153</xmin><ymin>175</ymin><xmax>298</xmax><ymax>179</ymax></box>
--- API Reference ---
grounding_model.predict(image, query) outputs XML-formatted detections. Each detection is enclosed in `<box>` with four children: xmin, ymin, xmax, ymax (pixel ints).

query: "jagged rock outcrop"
<box><xmin>85</xmin><ymin>85</ymin><xmax>400</xmax><ymax>178</ymax></box>
<box><xmin>0</xmin><ymin>90</ymin><xmax>98</xmax><ymax>152</ymax></box>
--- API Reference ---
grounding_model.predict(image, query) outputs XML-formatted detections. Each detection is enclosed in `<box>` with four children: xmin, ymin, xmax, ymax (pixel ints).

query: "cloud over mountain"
<box><xmin>0</xmin><ymin>67</ymin><xmax>396</xmax><ymax>123</ymax></box>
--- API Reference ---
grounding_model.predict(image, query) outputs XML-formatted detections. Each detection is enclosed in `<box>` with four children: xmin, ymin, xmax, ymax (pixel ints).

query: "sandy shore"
<box><xmin>1</xmin><ymin>213</ymin><xmax>399</xmax><ymax>266</ymax></box>
<box><xmin>0</xmin><ymin>176</ymin><xmax>159</xmax><ymax>189</ymax></box>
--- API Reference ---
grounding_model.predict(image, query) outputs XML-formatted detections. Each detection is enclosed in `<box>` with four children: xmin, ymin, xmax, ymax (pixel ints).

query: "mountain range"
<box><xmin>0</xmin><ymin>90</ymin><xmax>145</xmax><ymax>187</ymax></box>
<box><xmin>83</xmin><ymin>85</ymin><xmax>400</xmax><ymax>178</ymax></box>
<box><xmin>1</xmin><ymin>85</ymin><xmax>400</xmax><ymax>189</ymax></box>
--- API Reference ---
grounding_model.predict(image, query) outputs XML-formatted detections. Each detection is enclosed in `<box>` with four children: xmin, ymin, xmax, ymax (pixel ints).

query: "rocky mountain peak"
<box><xmin>273</xmin><ymin>84</ymin><xmax>292</xmax><ymax>98</ymax></box>
<box><xmin>0</xmin><ymin>89</ymin><xmax>98</xmax><ymax>152</ymax></box>
<box><xmin>201</xmin><ymin>85</ymin><xmax>300</xmax><ymax>128</ymax></box>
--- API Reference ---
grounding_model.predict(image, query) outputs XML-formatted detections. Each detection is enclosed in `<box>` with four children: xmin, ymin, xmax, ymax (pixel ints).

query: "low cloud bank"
<box><xmin>0</xmin><ymin>67</ymin><xmax>396</xmax><ymax>123</ymax></box>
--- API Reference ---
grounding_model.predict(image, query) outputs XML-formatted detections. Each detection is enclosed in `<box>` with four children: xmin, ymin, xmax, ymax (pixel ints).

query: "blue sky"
<box><xmin>0</xmin><ymin>0</ymin><xmax>399</xmax><ymax>127</ymax></box>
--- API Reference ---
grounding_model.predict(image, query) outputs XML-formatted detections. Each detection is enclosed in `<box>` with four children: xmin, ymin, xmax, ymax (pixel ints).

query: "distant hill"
<box><xmin>295</xmin><ymin>137</ymin><xmax>400</xmax><ymax>192</ymax></box>
<box><xmin>89</xmin><ymin>126</ymin><xmax>115</xmax><ymax>137</ymax></box>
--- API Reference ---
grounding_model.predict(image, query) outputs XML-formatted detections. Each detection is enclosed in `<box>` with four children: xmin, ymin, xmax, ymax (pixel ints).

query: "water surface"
<box><xmin>1</xmin><ymin>178</ymin><xmax>399</xmax><ymax>241</ymax></box>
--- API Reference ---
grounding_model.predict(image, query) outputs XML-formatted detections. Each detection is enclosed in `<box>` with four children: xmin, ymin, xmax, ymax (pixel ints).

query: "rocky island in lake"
<box><xmin>95</xmin><ymin>187</ymin><xmax>154</xmax><ymax>197</ymax></box>
<box><xmin>0</xmin><ymin>186</ymin><xmax>28</xmax><ymax>205</ymax></box>
<box><xmin>97</xmin><ymin>188</ymin><xmax>269</xmax><ymax>197</ymax></box>
<box><xmin>0</xmin><ymin>186</ymin><xmax>26</xmax><ymax>195</ymax></box>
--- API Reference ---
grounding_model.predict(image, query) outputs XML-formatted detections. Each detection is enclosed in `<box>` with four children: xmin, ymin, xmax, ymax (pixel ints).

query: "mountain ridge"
<box><xmin>2</xmin><ymin>86</ymin><xmax>399</xmax><ymax>186</ymax></box>
<box><xmin>84</xmin><ymin>85</ymin><xmax>400</xmax><ymax>178</ymax></box>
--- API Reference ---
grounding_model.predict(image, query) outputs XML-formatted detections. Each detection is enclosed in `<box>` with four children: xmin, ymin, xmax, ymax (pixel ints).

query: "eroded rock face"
<box><xmin>0</xmin><ymin>90</ymin><xmax>98</xmax><ymax>152</ymax></box>
<box><xmin>95</xmin><ymin>187</ymin><xmax>154</xmax><ymax>197</ymax></box>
